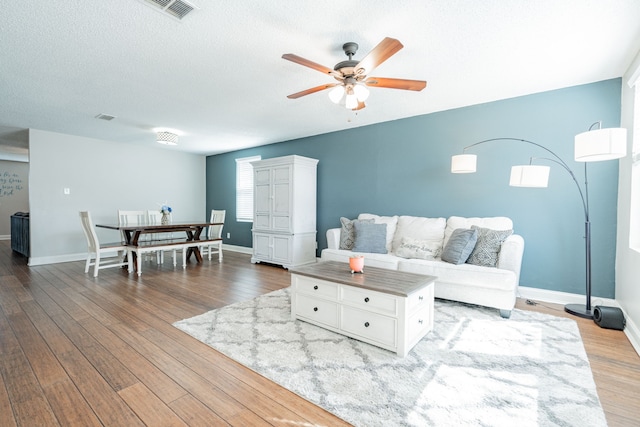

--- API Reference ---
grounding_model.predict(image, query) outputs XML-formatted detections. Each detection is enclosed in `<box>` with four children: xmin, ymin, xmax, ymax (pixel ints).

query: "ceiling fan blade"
<box><xmin>364</xmin><ymin>77</ymin><xmax>427</xmax><ymax>91</ymax></box>
<box><xmin>282</xmin><ymin>54</ymin><xmax>343</xmax><ymax>78</ymax></box>
<box><xmin>354</xmin><ymin>37</ymin><xmax>404</xmax><ymax>76</ymax></box>
<box><xmin>286</xmin><ymin>83</ymin><xmax>339</xmax><ymax>99</ymax></box>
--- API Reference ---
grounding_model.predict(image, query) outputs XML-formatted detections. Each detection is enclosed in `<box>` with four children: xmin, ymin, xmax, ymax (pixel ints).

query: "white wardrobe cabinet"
<box><xmin>250</xmin><ymin>155</ymin><xmax>318</xmax><ymax>268</ymax></box>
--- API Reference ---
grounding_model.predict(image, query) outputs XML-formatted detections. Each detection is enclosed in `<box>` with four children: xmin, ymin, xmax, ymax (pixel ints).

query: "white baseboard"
<box><xmin>222</xmin><ymin>244</ymin><xmax>253</xmax><ymax>254</ymax></box>
<box><xmin>0</xmin><ymin>235</ymin><xmax>10</xmax><ymax>241</ymax></box>
<box><xmin>28</xmin><ymin>252</ymin><xmax>116</xmax><ymax>266</ymax></box>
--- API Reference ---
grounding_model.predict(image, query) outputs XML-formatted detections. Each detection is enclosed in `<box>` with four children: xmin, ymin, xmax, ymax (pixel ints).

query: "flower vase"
<box><xmin>161</xmin><ymin>212</ymin><xmax>170</xmax><ymax>225</ymax></box>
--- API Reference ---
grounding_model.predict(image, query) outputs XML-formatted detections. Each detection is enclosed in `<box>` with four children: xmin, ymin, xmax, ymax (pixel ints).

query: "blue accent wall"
<box><xmin>206</xmin><ymin>79</ymin><xmax>621</xmax><ymax>298</ymax></box>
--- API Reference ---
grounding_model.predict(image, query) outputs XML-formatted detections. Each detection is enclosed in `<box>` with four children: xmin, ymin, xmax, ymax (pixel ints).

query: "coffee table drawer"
<box><xmin>295</xmin><ymin>293</ymin><xmax>339</xmax><ymax>328</ymax></box>
<box><xmin>340</xmin><ymin>286</ymin><xmax>398</xmax><ymax>316</ymax></box>
<box><xmin>340</xmin><ymin>306</ymin><xmax>397</xmax><ymax>348</ymax></box>
<box><xmin>293</xmin><ymin>275</ymin><xmax>339</xmax><ymax>300</ymax></box>
<box><xmin>407</xmin><ymin>284</ymin><xmax>434</xmax><ymax>313</ymax></box>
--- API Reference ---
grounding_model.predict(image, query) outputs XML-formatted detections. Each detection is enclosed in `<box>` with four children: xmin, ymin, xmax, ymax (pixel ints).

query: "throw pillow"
<box><xmin>441</xmin><ymin>228</ymin><xmax>478</xmax><ymax>264</ymax></box>
<box><xmin>466</xmin><ymin>226</ymin><xmax>513</xmax><ymax>267</ymax></box>
<box><xmin>339</xmin><ymin>217</ymin><xmax>373</xmax><ymax>250</ymax></box>
<box><xmin>352</xmin><ymin>221</ymin><xmax>388</xmax><ymax>254</ymax></box>
<box><xmin>395</xmin><ymin>236</ymin><xmax>442</xmax><ymax>260</ymax></box>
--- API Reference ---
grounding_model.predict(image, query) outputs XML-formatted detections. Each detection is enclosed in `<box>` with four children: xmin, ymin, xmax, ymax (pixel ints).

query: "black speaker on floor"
<box><xmin>593</xmin><ymin>306</ymin><xmax>626</xmax><ymax>330</ymax></box>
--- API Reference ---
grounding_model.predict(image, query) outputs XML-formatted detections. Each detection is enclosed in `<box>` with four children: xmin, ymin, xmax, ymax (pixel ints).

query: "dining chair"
<box><xmin>201</xmin><ymin>209</ymin><xmax>225</xmax><ymax>261</ymax></box>
<box><xmin>118</xmin><ymin>209</ymin><xmax>157</xmax><ymax>262</ymax></box>
<box><xmin>79</xmin><ymin>211</ymin><xmax>131</xmax><ymax>277</ymax></box>
<box><xmin>146</xmin><ymin>210</ymin><xmax>178</xmax><ymax>265</ymax></box>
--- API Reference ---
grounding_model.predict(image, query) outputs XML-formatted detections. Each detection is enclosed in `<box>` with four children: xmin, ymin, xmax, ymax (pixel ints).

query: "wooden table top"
<box><xmin>289</xmin><ymin>261</ymin><xmax>436</xmax><ymax>297</ymax></box>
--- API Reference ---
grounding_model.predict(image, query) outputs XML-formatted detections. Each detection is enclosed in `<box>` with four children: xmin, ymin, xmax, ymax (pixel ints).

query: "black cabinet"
<box><xmin>11</xmin><ymin>213</ymin><xmax>29</xmax><ymax>257</ymax></box>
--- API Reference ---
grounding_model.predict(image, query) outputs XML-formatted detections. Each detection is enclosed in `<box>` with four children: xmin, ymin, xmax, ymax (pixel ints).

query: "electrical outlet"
<box><xmin>226</xmin><ymin>232</ymin><xmax>230</xmax><ymax>239</ymax></box>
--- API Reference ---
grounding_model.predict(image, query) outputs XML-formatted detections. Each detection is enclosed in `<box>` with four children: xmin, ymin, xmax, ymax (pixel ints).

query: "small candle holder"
<box><xmin>349</xmin><ymin>255</ymin><xmax>364</xmax><ymax>274</ymax></box>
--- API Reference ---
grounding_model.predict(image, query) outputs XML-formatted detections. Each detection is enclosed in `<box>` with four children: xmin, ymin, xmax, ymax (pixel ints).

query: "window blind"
<box><xmin>236</xmin><ymin>156</ymin><xmax>260</xmax><ymax>222</ymax></box>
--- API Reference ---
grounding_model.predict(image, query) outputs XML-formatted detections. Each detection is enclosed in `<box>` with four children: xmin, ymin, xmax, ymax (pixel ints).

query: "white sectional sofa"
<box><xmin>320</xmin><ymin>214</ymin><xmax>525</xmax><ymax>318</ymax></box>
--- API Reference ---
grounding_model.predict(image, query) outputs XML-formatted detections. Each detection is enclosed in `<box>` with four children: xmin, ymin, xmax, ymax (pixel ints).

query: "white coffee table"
<box><xmin>290</xmin><ymin>261</ymin><xmax>436</xmax><ymax>357</ymax></box>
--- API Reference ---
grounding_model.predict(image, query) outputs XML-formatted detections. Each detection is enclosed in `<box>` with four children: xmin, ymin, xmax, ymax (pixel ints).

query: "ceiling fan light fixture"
<box><xmin>328</xmin><ymin>85</ymin><xmax>344</xmax><ymax>104</ymax></box>
<box><xmin>345</xmin><ymin>94</ymin><xmax>358</xmax><ymax>109</ymax></box>
<box><xmin>156</xmin><ymin>131</ymin><xmax>178</xmax><ymax>146</ymax></box>
<box><xmin>353</xmin><ymin>84</ymin><xmax>370</xmax><ymax>102</ymax></box>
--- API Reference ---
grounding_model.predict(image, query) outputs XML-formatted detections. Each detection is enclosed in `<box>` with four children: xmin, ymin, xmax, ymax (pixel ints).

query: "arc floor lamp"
<box><xmin>451</xmin><ymin>122</ymin><xmax>627</xmax><ymax>319</ymax></box>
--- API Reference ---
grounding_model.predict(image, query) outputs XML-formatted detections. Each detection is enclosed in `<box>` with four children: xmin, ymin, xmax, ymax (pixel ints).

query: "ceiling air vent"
<box><xmin>95</xmin><ymin>113</ymin><xmax>116</xmax><ymax>121</ymax></box>
<box><xmin>142</xmin><ymin>0</ymin><xmax>197</xmax><ymax>20</ymax></box>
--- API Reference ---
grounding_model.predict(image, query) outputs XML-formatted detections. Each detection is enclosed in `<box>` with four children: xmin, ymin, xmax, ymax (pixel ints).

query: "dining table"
<box><xmin>95</xmin><ymin>221</ymin><xmax>222</xmax><ymax>266</ymax></box>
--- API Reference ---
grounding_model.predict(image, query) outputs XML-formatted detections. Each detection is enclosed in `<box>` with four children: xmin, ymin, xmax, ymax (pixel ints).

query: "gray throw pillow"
<box><xmin>352</xmin><ymin>221</ymin><xmax>388</xmax><ymax>254</ymax></box>
<box><xmin>466</xmin><ymin>226</ymin><xmax>513</xmax><ymax>267</ymax></box>
<box><xmin>339</xmin><ymin>217</ymin><xmax>373</xmax><ymax>250</ymax></box>
<box><xmin>441</xmin><ymin>228</ymin><xmax>478</xmax><ymax>264</ymax></box>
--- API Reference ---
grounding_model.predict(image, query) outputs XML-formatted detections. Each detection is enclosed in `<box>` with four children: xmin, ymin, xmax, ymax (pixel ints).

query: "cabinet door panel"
<box><xmin>253</xmin><ymin>234</ymin><xmax>271</xmax><ymax>258</ymax></box>
<box><xmin>271</xmin><ymin>235</ymin><xmax>291</xmax><ymax>263</ymax></box>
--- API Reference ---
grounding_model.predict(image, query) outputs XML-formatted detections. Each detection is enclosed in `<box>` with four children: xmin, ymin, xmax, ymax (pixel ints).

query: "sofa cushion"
<box><xmin>358</xmin><ymin>213</ymin><xmax>398</xmax><ymax>252</ymax></box>
<box><xmin>466</xmin><ymin>226</ymin><xmax>513</xmax><ymax>267</ymax></box>
<box><xmin>444</xmin><ymin>216</ymin><xmax>513</xmax><ymax>248</ymax></box>
<box><xmin>321</xmin><ymin>248</ymin><xmax>401</xmax><ymax>270</ymax></box>
<box><xmin>352</xmin><ymin>221</ymin><xmax>388</xmax><ymax>254</ymax></box>
<box><xmin>395</xmin><ymin>236</ymin><xmax>442</xmax><ymax>260</ymax></box>
<box><xmin>339</xmin><ymin>217</ymin><xmax>373</xmax><ymax>250</ymax></box>
<box><xmin>441</xmin><ymin>228</ymin><xmax>477</xmax><ymax>264</ymax></box>
<box><xmin>392</xmin><ymin>216</ymin><xmax>446</xmax><ymax>253</ymax></box>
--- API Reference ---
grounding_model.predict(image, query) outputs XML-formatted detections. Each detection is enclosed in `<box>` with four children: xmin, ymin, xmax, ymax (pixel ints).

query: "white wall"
<box><xmin>616</xmin><ymin>48</ymin><xmax>640</xmax><ymax>353</ymax></box>
<box><xmin>28</xmin><ymin>129</ymin><xmax>206</xmax><ymax>265</ymax></box>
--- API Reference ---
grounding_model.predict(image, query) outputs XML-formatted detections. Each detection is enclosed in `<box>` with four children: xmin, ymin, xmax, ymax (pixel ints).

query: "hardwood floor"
<box><xmin>0</xmin><ymin>241</ymin><xmax>638</xmax><ymax>426</ymax></box>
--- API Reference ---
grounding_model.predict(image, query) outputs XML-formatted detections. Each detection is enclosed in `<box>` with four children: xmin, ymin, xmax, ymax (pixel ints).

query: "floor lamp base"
<box><xmin>564</xmin><ymin>303</ymin><xmax>594</xmax><ymax>319</ymax></box>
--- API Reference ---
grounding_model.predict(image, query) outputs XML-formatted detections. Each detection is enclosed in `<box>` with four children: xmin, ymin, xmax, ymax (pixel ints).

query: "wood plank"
<box><xmin>42</xmin><ymin>379</ymin><xmax>103</xmax><ymax>427</ymax></box>
<box><xmin>118</xmin><ymin>383</ymin><xmax>188</xmax><ymax>427</ymax></box>
<box><xmin>168</xmin><ymin>395</ymin><xmax>230</xmax><ymax>427</ymax></box>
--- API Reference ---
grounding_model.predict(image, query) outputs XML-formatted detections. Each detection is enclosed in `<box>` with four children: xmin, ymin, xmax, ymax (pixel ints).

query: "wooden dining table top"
<box><xmin>95</xmin><ymin>221</ymin><xmax>222</xmax><ymax>232</ymax></box>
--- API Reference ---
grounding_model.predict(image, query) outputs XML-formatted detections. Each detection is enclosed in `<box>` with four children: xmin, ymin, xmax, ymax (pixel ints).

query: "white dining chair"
<box><xmin>79</xmin><ymin>211</ymin><xmax>131</xmax><ymax>277</ymax></box>
<box><xmin>118</xmin><ymin>209</ymin><xmax>157</xmax><ymax>262</ymax></box>
<box><xmin>146</xmin><ymin>210</ymin><xmax>177</xmax><ymax>265</ymax></box>
<box><xmin>201</xmin><ymin>209</ymin><xmax>225</xmax><ymax>261</ymax></box>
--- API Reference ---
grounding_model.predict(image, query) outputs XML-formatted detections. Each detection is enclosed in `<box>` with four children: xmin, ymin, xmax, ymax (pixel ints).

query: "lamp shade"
<box><xmin>157</xmin><ymin>131</ymin><xmax>178</xmax><ymax>145</ymax></box>
<box><xmin>353</xmin><ymin>84</ymin><xmax>370</xmax><ymax>102</ymax></box>
<box><xmin>451</xmin><ymin>154</ymin><xmax>477</xmax><ymax>173</ymax></box>
<box><xmin>574</xmin><ymin>127</ymin><xmax>627</xmax><ymax>162</ymax></box>
<box><xmin>509</xmin><ymin>165</ymin><xmax>550</xmax><ymax>187</ymax></box>
<box><xmin>328</xmin><ymin>85</ymin><xmax>344</xmax><ymax>104</ymax></box>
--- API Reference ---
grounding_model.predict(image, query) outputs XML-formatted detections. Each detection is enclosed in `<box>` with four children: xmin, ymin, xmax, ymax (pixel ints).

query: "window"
<box><xmin>630</xmin><ymin>83</ymin><xmax>640</xmax><ymax>251</ymax></box>
<box><xmin>236</xmin><ymin>155</ymin><xmax>260</xmax><ymax>222</ymax></box>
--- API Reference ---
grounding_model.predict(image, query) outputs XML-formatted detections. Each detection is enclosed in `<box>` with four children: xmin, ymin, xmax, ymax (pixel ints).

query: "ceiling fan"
<box><xmin>282</xmin><ymin>37</ymin><xmax>426</xmax><ymax>111</ymax></box>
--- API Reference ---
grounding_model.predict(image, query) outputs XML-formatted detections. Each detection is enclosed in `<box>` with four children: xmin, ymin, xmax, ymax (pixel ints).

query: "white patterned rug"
<box><xmin>173</xmin><ymin>288</ymin><xmax>607</xmax><ymax>427</ymax></box>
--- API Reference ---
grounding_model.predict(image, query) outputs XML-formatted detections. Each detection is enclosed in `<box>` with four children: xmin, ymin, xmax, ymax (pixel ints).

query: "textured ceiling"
<box><xmin>1</xmin><ymin>0</ymin><xmax>639</xmax><ymax>157</ymax></box>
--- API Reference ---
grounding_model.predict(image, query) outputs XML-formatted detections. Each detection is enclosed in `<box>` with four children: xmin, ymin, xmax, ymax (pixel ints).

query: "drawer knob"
<box><xmin>364</xmin><ymin>297</ymin><xmax>370</xmax><ymax>303</ymax></box>
<box><xmin>419</xmin><ymin>295</ymin><xmax>424</xmax><ymax>301</ymax></box>
<box><xmin>364</xmin><ymin>322</ymin><xmax>370</xmax><ymax>327</ymax></box>
<box><xmin>313</xmin><ymin>285</ymin><xmax>318</xmax><ymax>290</ymax></box>
<box><xmin>313</xmin><ymin>307</ymin><xmax>318</xmax><ymax>312</ymax></box>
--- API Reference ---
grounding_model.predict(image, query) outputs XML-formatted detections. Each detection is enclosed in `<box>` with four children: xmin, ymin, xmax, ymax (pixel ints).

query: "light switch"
<box><xmin>63</xmin><ymin>188</ymin><xmax>70</xmax><ymax>195</ymax></box>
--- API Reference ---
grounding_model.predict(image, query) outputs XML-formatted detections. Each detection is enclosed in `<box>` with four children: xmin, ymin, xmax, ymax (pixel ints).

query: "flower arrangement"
<box><xmin>160</xmin><ymin>204</ymin><xmax>172</xmax><ymax>214</ymax></box>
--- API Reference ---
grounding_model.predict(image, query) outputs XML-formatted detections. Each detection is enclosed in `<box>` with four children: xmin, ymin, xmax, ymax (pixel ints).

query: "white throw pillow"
<box><xmin>358</xmin><ymin>213</ymin><xmax>398</xmax><ymax>253</ymax></box>
<box><xmin>395</xmin><ymin>236</ymin><xmax>442</xmax><ymax>260</ymax></box>
<box><xmin>392</xmin><ymin>216</ymin><xmax>446</xmax><ymax>253</ymax></box>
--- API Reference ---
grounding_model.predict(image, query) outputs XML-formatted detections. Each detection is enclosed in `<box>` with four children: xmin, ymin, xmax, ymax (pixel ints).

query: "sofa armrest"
<box><xmin>497</xmin><ymin>234</ymin><xmax>525</xmax><ymax>283</ymax></box>
<box><xmin>326</xmin><ymin>228</ymin><xmax>340</xmax><ymax>250</ymax></box>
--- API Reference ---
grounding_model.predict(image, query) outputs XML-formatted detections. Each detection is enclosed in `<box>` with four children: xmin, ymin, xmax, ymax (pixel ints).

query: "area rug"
<box><xmin>173</xmin><ymin>288</ymin><xmax>607</xmax><ymax>427</ymax></box>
